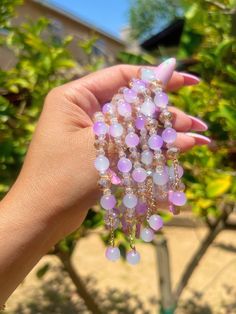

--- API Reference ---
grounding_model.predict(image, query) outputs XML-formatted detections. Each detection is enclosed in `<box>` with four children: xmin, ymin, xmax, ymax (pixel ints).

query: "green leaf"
<box><xmin>206</xmin><ymin>175</ymin><xmax>232</xmax><ymax>198</ymax></box>
<box><xmin>36</xmin><ymin>263</ymin><xmax>50</xmax><ymax>279</ymax></box>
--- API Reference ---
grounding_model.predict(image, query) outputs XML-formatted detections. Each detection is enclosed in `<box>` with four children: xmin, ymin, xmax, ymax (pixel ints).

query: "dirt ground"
<box><xmin>5</xmin><ymin>221</ymin><xmax>236</xmax><ymax>314</ymax></box>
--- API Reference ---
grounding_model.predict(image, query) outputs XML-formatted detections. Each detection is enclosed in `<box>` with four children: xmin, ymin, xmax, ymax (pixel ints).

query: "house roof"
<box><xmin>33</xmin><ymin>0</ymin><xmax>125</xmax><ymax>45</ymax></box>
<box><xmin>141</xmin><ymin>19</ymin><xmax>185</xmax><ymax>51</ymax></box>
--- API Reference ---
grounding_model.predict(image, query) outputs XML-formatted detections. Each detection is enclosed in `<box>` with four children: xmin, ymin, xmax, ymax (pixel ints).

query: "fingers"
<box><xmin>174</xmin><ymin>133</ymin><xmax>211</xmax><ymax>152</ymax></box>
<box><xmin>69</xmin><ymin>64</ymin><xmax>190</xmax><ymax>104</ymax></box>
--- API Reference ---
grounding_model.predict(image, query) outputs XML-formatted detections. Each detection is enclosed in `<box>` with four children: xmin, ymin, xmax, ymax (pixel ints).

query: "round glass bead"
<box><xmin>140</xmin><ymin>228</ymin><xmax>154</xmax><ymax>242</ymax></box>
<box><xmin>123</xmin><ymin>193</ymin><xmax>138</xmax><ymax>208</ymax></box>
<box><xmin>135</xmin><ymin>202</ymin><xmax>148</xmax><ymax>215</ymax></box>
<box><xmin>141</xmin><ymin>68</ymin><xmax>156</xmax><ymax>82</ymax></box>
<box><xmin>132</xmin><ymin>167</ymin><xmax>147</xmax><ymax>183</ymax></box>
<box><xmin>148</xmin><ymin>134</ymin><xmax>163</xmax><ymax>150</ymax></box>
<box><xmin>126</xmin><ymin>250</ymin><xmax>140</xmax><ymax>265</ymax></box>
<box><xmin>102</xmin><ymin>102</ymin><xmax>114</xmax><ymax>114</ymax></box>
<box><xmin>131</xmin><ymin>79</ymin><xmax>146</xmax><ymax>93</ymax></box>
<box><xmin>125</xmin><ymin>132</ymin><xmax>139</xmax><ymax>147</ymax></box>
<box><xmin>168</xmin><ymin>165</ymin><xmax>184</xmax><ymax>179</ymax></box>
<box><xmin>93</xmin><ymin>121</ymin><xmax>108</xmax><ymax>136</ymax></box>
<box><xmin>162</xmin><ymin>127</ymin><xmax>177</xmax><ymax>144</ymax></box>
<box><xmin>135</xmin><ymin>116</ymin><xmax>146</xmax><ymax>130</ymax></box>
<box><xmin>117</xmin><ymin>157</ymin><xmax>132</xmax><ymax>173</ymax></box>
<box><xmin>105</xmin><ymin>246</ymin><xmax>120</xmax><ymax>261</ymax></box>
<box><xmin>117</xmin><ymin>101</ymin><xmax>131</xmax><ymax>117</ymax></box>
<box><xmin>94</xmin><ymin>155</ymin><xmax>110</xmax><ymax>172</ymax></box>
<box><xmin>169</xmin><ymin>191</ymin><xmax>186</xmax><ymax>206</ymax></box>
<box><xmin>148</xmin><ymin>214</ymin><xmax>163</xmax><ymax>231</ymax></box>
<box><xmin>100</xmin><ymin>194</ymin><xmax>116</xmax><ymax>210</ymax></box>
<box><xmin>153</xmin><ymin>170</ymin><xmax>168</xmax><ymax>185</ymax></box>
<box><xmin>141</xmin><ymin>150</ymin><xmax>153</xmax><ymax>165</ymax></box>
<box><xmin>109</xmin><ymin>123</ymin><xmax>124</xmax><ymax>138</ymax></box>
<box><xmin>123</xmin><ymin>88</ymin><xmax>137</xmax><ymax>103</ymax></box>
<box><xmin>154</xmin><ymin>92</ymin><xmax>169</xmax><ymax>109</ymax></box>
<box><xmin>140</xmin><ymin>99</ymin><xmax>156</xmax><ymax>117</ymax></box>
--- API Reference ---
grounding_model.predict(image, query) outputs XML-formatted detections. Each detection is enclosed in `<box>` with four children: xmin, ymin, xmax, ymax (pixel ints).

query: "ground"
<box><xmin>5</xmin><ymin>219</ymin><xmax>236</xmax><ymax>314</ymax></box>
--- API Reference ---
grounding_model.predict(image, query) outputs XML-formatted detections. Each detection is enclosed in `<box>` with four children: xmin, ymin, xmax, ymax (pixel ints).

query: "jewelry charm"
<box><xmin>93</xmin><ymin>58</ymin><xmax>186</xmax><ymax>264</ymax></box>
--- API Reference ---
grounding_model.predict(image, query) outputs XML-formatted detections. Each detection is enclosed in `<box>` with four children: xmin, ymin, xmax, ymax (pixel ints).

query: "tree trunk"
<box><xmin>57</xmin><ymin>251</ymin><xmax>103</xmax><ymax>314</ymax></box>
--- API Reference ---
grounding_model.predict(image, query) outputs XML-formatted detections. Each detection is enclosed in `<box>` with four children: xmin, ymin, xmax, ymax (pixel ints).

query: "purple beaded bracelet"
<box><xmin>93</xmin><ymin>58</ymin><xmax>186</xmax><ymax>265</ymax></box>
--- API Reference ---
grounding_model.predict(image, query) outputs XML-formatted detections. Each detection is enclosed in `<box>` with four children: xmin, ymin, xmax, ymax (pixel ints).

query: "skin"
<box><xmin>0</xmin><ymin>65</ymin><xmax>210</xmax><ymax>305</ymax></box>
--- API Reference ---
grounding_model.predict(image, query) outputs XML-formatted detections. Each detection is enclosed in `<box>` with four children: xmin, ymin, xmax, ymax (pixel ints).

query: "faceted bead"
<box><xmin>141</xmin><ymin>68</ymin><xmax>156</xmax><ymax>82</ymax></box>
<box><xmin>168</xmin><ymin>165</ymin><xmax>184</xmax><ymax>179</ymax></box>
<box><xmin>109</xmin><ymin>123</ymin><xmax>123</xmax><ymax>138</ymax></box>
<box><xmin>169</xmin><ymin>191</ymin><xmax>186</xmax><ymax>206</ymax></box>
<box><xmin>140</xmin><ymin>228</ymin><xmax>154</xmax><ymax>242</ymax></box>
<box><xmin>153</xmin><ymin>170</ymin><xmax>168</xmax><ymax>185</ymax></box>
<box><xmin>162</xmin><ymin>127</ymin><xmax>177</xmax><ymax>144</ymax></box>
<box><xmin>135</xmin><ymin>116</ymin><xmax>146</xmax><ymax>130</ymax></box>
<box><xmin>126</xmin><ymin>250</ymin><xmax>141</xmax><ymax>265</ymax></box>
<box><xmin>94</xmin><ymin>155</ymin><xmax>110</xmax><ymax>172</ymax></box>
<box><xmin>136</xmin><ymin>202</ymin><xmax>148</xmax><ymax>215</ymax></box>
<box><xmin>125</xmin><ymin>132</ymin><xmax>139</xmax><ymax>147</ymax></box>
<box><xmin>100</xmin><ymin>194</ymin><xmax>116</xmax><ymax>210</ymax></box>
<box><xmin>131</xmin><ymin>79</ymin><xmax>146</xmax><ymax>93</ymax></box>
<box><xmin>117</xmin><ymin>101</ymin><xmax>131</xmax><ymax>117</ymax></box>
<box><xmin>117</xmin><ymin>157</ymin><xmax>132</xmax><ymax>173</ymax></box>
<box><xmin>105</xmin><ymin>246</ymin><xmax>120</xmax><ymax>261</ymax></box>
<box><xmin>141</xmin><ymin>150</ymin><xmax>153</xmax><ymax>165</ymax></box>
<box><xmin>148</xmin><ymin>134</ymin><xmax>163</xmax><ymax>150</ymax></box>
<box><xmin>123</xmin><ymin>193</ymin><xmax>138</xmax><ymax>208</ymax></box>
<box><xmin>93</xmin><ymin>121</ymin><xmax>108</xmax><ymax>136</ymax></box>
<box><xmin>166</xmin><ymin>147</ymin><xmax>180</xmax><ymax>159</ymax></box>
<box><xmin>154</xmin><ymin>92</ymin><xmax>169</xmax><ymax>109</ymax></box>
<box><xmin>148</xmin><ymin>214</ymin><xmax>163</xmax><ymax>231</ymax></box>
<box><xmin>123</xmin><ymin>88</ymin><xmax>137</xmax><ymax>103</ymax></box>
<box><xmin>140</xmin><ymin>99</ymin><xmax>156</xmax><ymax>117</ymax></box>
<box><xmin>132</xmin><ymin>167</ymin><xmax>147</xmax><ymax>183</ymax></box>
<box><xmin>102</xmin><ymin>102</ymin><xmax>114</xmax><ymax>115</ymax></box>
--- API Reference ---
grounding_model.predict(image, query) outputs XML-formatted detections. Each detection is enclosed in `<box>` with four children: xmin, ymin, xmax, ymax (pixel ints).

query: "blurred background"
<box><xmin>0</xmin><ymin>0</ymin><xmax>236</xmax><ymax>313</ymax></box>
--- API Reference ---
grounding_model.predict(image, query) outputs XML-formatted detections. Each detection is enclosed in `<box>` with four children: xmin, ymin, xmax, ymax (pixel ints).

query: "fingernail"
<box><xmin>179</xmin><ymin>72</ymin><xmax>200</xmax><ymax>85</ymax></box>
<box><xmin>154</xmin><ymin>58</ymin><xmax>176</xmax><ymax>86</ymax></box>
<box><xmin>185</xmin><ymin>132</ymin><xmax>211</xmax><ymax>144</ymax></box>
<box><xmin>188</xmin><ymin>115</ymin><xmax>208</xmax><ymax>131</ymax></box>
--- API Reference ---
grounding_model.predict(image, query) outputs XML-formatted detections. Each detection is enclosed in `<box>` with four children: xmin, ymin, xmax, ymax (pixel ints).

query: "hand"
<box><xmin>0</xmin><ymin>64</ymin><xmax>210</xmax><ymax>303</ymax></box>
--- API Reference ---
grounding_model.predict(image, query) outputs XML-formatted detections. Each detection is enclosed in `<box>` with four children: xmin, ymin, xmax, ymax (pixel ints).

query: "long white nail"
<box><xmin>185</xmin><ymin>132</ymin><xmax>211</xmax><ymax>144</ymax></box>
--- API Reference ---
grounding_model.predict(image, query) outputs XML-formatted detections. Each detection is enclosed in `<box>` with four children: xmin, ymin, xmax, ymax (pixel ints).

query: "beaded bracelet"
<box><xmin>93</xmin><ymin>58</ymin><xmax>186</xmax><ymax>265</ymax></box>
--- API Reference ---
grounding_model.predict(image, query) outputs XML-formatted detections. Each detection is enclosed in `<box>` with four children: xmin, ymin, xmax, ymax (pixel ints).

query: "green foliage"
<box><xmin>0</xmin><ymin>0</ymin><xmax>23</xmax><ymax>28</ymax></box>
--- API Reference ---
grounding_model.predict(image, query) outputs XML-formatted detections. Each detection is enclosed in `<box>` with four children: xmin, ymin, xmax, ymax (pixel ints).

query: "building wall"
<box><xmin>0</xmin><ymin>0</ymin><xmax>125</xmax><ymax>69</ymax></box>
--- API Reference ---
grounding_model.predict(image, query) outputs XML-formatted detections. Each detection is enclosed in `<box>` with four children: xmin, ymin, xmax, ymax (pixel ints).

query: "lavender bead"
<box><xmin>140</xmin><ymin>99</ymin><xmax>156</xmax><ymax>117</ymax></box>
<box><xmin>117</xmin><ymin>101</ymin><xmax>131</xmax><ymax>117</ymax></box>
<box><xmin>93</xmin><ymin>121</ymin><xmax>108</xmax><ymax>136</ymax></box>
<box><xmin>102</xmin><ymin>102</ymin><xmax>114</xmax><ymax>114</ymax></box>
<box><xmin>135</xmin><ymin>116</ymin><xmax>146</xmax><ymax>130</ymax></box>
<box><xmin>132</xmin><ymin>79</ymin><xmax>146</xmax><ymax>93</ymax></box>
<box><xmin>169</xmin><ymin>191</ymin><xmax>186</xmax><ymax>206</ymax></box>
<box><xmin>162</xmin><ymin>127</ymin><xmax>177</xmax><ymax>144</ymax></box>
<box><xmin>126</xmin><ymin>250</ymin><xmax>140</xmax><ymax>265</ymax></box>
<box><xmin>148</xmin><ymin>214</ymin><xmax>163</xmax><ymax>231</ymax></box>
<box><xmin>94</xmin><ymin>155</ymin><xmax>110</xmax><ymax>172</ymax></box>
<box><xmin>109</xmin><ymin>123</ymin><xmax>123</xmax><ymax>138</ymax></box>
<box><xmin>123</xmin><ymin>193</ymin><xmax>138</xmax><ymax>208</ymax></box>
<box><xmin>141</xmin><ymin>150</ymin><xmax>153</xmax><ymax>165</ymax></box>
<box><xmin>117</xmin><ymin>157</ymin><xmax>132</xmax><ymax>173</ymax></box>
<box><xmin>123</xmin><ymin>88</ymin><xmax>137</xmax><ymax>103</ymax></box>
<box><xmin>140</xmin><ymin>228</ymin><xmax>154</xmax><ymax>242</ymax></box>
<box><xmin>141</xmin><ymin>68</ymin><xmax>156</xmax><ymax>82</ymax></box>
<box><xmin>154</xmin><ymin>92</ymin><xmax>169</xmax><ymax>109</ymax></box>
<box><xmin>125</xmin><ymin>132</ymin><xmax>139</xmax><ymax>147</ymax></box>
<box><xmin>153</xmin><ymin>170</ymin><xmax>168</xmax><ymax>185</ymax></box>
<box><xmin>132</xmin><ymin>167</ymin><xmax>147</xmax><ymax>183</ymax></box>
<box><xmin>168</xmin><ymin>165</ymin><xmax>184</xmax><ymax>179</ymax></box>
<box><xmin>148</xmin><ymin>134</ymin><xmax>163</xmax><ymax>150</ymax></box>
<box><xmin>100</xmin><ymin>194</ymin><xmax>116</xmax><ymax>210</ymax></box>
<box><xmin>105</xmin><ymin>246</ymin><xmax>120</xmax><ymax>261</ymax></box>
<box><xmin>136</xmin><ymin>202</ymin><xmax>148</xmax><ymax>215</ymax></box>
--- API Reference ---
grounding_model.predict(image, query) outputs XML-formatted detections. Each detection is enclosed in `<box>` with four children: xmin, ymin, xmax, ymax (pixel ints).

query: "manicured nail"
<box><xmin>154</xmin><ymin>58</ymin><xmax>176</xmax><ymax>86</ymax></box>
<box><xmin>179</xmin><ymin>72</ymin><xmax>200</xmax><ymax>85</ymax></box>
<box><xmin>188</xmin><ymin>115</ymin><xmax>208</xmax><ymax>131</ymax></box>
<box><xmin>185</xmin><ymin>132</ymin><xmax>211</xmax><ymax>144</ymax></box>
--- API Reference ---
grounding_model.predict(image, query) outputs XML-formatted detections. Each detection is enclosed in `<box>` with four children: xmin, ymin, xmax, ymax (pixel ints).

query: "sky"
<box><xmin>46</xmin><ymin>0</ymin><xmax>130</xmax><ymax>39</ymax></box>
